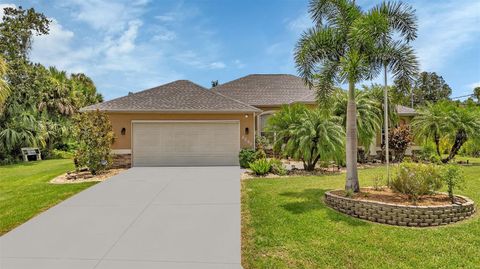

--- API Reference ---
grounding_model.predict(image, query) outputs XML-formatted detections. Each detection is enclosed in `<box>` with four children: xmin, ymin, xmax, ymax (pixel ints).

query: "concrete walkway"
<box><xmin>1</xmin><ymin>167</ymin><xmax>242</xmax><ymax>269</ymax></box>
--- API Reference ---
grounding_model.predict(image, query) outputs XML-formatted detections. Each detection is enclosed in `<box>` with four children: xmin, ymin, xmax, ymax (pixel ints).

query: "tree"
<box><xmin>211</xmin><ymin>80</ymin><xmax>219</xmax><ymax>87</ymax></box>
<box><xmin>411</xmin><ymin>102</ymin><xmax>449</xmax><ymax>157</ymax></box>
<box><xmin>474</xmin><ymin>87</ymin><xmax>480</xmax><ymax>104</ymax></box>
<box><xmin>331</xmin><ymin>89</ymin><xmax>382</xmax><ymax>149</ymax></box>
<box><xmin>268</xmin><ymin>105</ymin><xmax>345</xmax><ymax>171</ymax></box>
<box><xmin>71</xmin><ymin>73</ymin><xmax>103</xmax><ymax>108</ymax></box>
<box><xmin>0</xmin><ymin>55</ymin><xmax>8</xmax><ymax>107</ymax></box>
<box><xmin>412</xmin><ymin>72</ymin><xmax>452</xmax><ymax>106</ymax></box>
<box><xmin>73</xmin><ymin>110</ymin><xmax>115</xmax><ymax>174</ymax></box>
<box><xmin>0</xmin><ymin>6</ymin><xmax>49</xmax><ymax>61</ymax></box>
<box><xmin>442</xmin><ymin>105</ymin><xmax>480</xmax><ymax>163</ymax></box>
<box><xmin>294</xmin><ymin>0</ymin><xmax>417</xmax><ymax>191</ymax></box>
<box><xmin>371</xmin><ymin>1</ymin><xmax>418</xmax><ymax>183</ymax></box>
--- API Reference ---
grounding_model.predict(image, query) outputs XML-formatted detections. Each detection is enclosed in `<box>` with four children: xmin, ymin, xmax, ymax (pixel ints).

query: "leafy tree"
<box><xmin>474</xmin><ymin>87</ymin><xmax>480</xmax><ymax>104</ymax></box>
<box><xmin>294</xmin><ymin>0</ymin><xmax>417</xmax><ymax>191</ymax></box>
<box><xmin>73</xmin><ymin>110</ymin><xmax>115</xmax><ymax>174</ymax></box>
<box><xmin>0</xmin><ymin>6</ymin><xmax>49</xmax><ymax>61</ymax></box>
<box><xmin>71</xmin><ymin>73</ymin><xmax>103</xmax><ymax>108</ymax></box>
<box><xmin>268</xmin><ymin>105</ymin><xmax>344</xmax><ymax>171</ymax></box>
<box><xmin>412</xmin><ymin>72</ymin><xmax>452</xmax><ymax>106</ymax></box>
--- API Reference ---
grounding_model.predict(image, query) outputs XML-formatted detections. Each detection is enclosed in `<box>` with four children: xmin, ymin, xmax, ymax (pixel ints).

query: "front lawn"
<box><xmin>242</xmin><ymin>159</ymin><xmax>480</xmax><ymax>268</ymax></box>
<box><xmin>0</xmin><ymin>159</ymin><xmax>97</xmax><ymax>235</ymax></box>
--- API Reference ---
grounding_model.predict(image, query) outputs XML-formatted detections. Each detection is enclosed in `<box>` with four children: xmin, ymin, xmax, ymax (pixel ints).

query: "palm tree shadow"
<box><xmin>280</xmin><ymin>188</ymin><xmax>368</xmax><ymax>227</ymax></box>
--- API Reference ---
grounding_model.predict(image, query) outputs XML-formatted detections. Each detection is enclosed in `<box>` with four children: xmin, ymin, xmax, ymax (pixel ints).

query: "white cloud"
<box><xmin>104</xmin><ymin>20</ymin><xmax>142</xmax><ymax>57</ymax></box>
<box><xmin>287</xmin><ymin>13</ymin><xmax>311</xmax><ymax>32</ymax></box>
<box><xmin>208</xmin><ymin>62</ymin><xmax>226</xmax><ymax>69</ymax></box>
<box><xmin>414</xmin><ymin>0</ymin><xmax>480</xmax><ymax>71</ymax></box>
<box><xmin>468</xmin><ymin>82</ymin><xmax>480</xmax><ymax>89</ymax></box>
<box><xmin>233</xmin><ymin>59</ymin><xmax>245</xmax><ymax>69</ymax></box>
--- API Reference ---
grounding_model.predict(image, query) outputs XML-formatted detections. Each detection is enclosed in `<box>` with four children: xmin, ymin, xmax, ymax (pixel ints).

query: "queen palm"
<box><xmin>295</xmin><ymin>0</ymin><xmax>418</xmax><ymax>191</ymax></box>
<box><xmin>372</xmin><ymin>1</ymin><xmax>419</xmax><ymax>183</ymax></box>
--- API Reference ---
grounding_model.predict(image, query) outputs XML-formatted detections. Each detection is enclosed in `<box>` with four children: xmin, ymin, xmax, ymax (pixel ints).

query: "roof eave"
<box><xmin>79</xmin><ymin>108</ymin><xmax>262</xmax><ymax>114</ymax></box>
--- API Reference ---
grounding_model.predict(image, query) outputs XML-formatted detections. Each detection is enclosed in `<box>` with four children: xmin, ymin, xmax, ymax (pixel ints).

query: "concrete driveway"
<box><xmin>0</xmin><ymin>167</ymin><xmax>242</xmax><ymax>269</ymax></box>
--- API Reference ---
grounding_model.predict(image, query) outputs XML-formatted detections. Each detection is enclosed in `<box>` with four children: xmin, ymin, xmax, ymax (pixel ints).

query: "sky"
<box><xmin>0</xmin><ymin>0</ymin><xmax>479</xmax><ymax>100</ymax></box>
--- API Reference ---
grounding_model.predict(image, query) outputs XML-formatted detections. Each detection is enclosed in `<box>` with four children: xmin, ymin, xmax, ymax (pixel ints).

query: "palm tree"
<box><xmin>371</xmin><ymin>1</ymin><xmax>419</xmax><ymax>183</ymax></box>
<box><xmin>295</xmin><ymin>0</ymin><xmax>394</xmax><ymax>191</ymax></box>
<box><xmin>331</xmin><ymin>89</ymin><xmax>382</xmax><ymax>149</ymax></box>
<box><xmin>411</xmin><ymin>102</ymin><xmax>449</xmax><ymax>157</ymax></box>
<box><xmin>38</xmin><ymin>67</ymin><xmax>76</xmax><ymax>116</ymax></box>
<box><xmin>0</xmin><ymin>55</ymin><xmax>9</xmax><ymax>107</ymax></box>
<box><xmin>442</xmin><ymin>105</ymin><xmax>480</xmax><ymax>163</ymax></box>
<box><xmin>268</xmin><ymin>105</ymin><xmax>345</xmax><ymax>171</ymax></box>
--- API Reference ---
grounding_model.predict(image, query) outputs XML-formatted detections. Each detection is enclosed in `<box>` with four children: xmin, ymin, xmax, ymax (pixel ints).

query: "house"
<box><xmin>81</xmin><ymin>74</ymin><xmax>416</xmax><ymax>167</ymax></box>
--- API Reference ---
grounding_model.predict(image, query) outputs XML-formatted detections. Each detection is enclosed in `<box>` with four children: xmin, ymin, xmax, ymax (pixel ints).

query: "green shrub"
<box><xmin>255</xmin><ymin>135</ymin><xmax>270</xmax><ymax>150</ymax></box>
<box><xmin>255</xmin><ymin>149</ymin><xmax>267</xmax><ymax>160</ymax></box>
<box><xmin>249</xmin><ymin>159</ymin><xmax>271</xmax><ymax>176</ymax></box>
<box><xmin>270</xmin><ymin>158</ymin><xmax>287</xmax><ymax>176</ymax></box>
<box><xmin>239</xmin><ymin>149</ymin><xmax>256</xmax><ymax>168</ymax></box>
<box><xmin>441</xmin><ymin>165</ymin><xmax>465</xmax><ymax>203</ymax></box>
<box><xmin>50</xmin><ymin>149</ymin><xmax>73</xmax><ymax>159</ymax></box>
<box><xmin>73</xmin><ymin>110</ymin><xmax>115</xmax><ymax>175</ymax></box>
<box><xmin>390</xmin><ymin>163</ymin><xmax>443</xmax><ymax>202</ymax></box>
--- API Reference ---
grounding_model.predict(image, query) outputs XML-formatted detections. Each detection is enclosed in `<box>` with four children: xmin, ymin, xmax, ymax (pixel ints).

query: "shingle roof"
<box><xmin>396</xmin><ymin>105</ymin><xmax>416</xmax><ymax>116</ymax></box>
<box><xmin>212</xmin><ymin>74</ymin><xmax>315</xmax><ymax>106</ymax></box>
<box><xmin>81</xmin><ymin>80</ymin><xmax>261</xmax><ymax>113</ymax></box>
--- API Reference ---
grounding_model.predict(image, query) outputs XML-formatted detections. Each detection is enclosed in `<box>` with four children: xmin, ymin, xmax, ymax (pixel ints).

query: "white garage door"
<box><xmin>132</xmin><ymin>121</ymin><xmax>240</xmax><ymax>166</ymax></box>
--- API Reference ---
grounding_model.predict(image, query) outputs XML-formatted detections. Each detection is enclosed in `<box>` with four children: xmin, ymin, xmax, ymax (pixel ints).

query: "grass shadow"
<box><xmin>280</xmin><ymin>188</ymin><xmax>369</xmax><ymax>227</ymax></box>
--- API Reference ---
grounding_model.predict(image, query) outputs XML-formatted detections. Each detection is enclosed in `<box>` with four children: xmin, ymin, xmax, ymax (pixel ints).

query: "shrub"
<box><xmin>73</xmin><ymin>110</ymin><xmax>115</xmax><ymax>175</ymax></box>
<box><xmin>255</xmin><ymin>149</ymin><xmax>267</xmax><ymax>160</ymax></box>
<box><xmin>50</xmin><ymin>149</ymin><xmax>74</xmax><ymax>159</ymax></box>
<box><xmin>239</xmin><ymin>149</ymin><xmax>256</xmax><ymax>168</ymax></box>
<box><xmin>249</xmin><ymin>159</ymin><xmax>271</xmax><ymax>176</ymax></box>
<box><xmin>388</xmin><ymin>125</ymin><xmax>412</xmax><ymax>162</ymax></box>
<box><xmin>441</xmin><ymin>165</ymin><xmax>465</xmax><ymax>203</ymax></box>
<box><xmin>255</xmin><ymin>135</ymin><xmax>270</xmax><ymax>151</ymax></box>
<box><xmin>270</xmin><ymin>158</ymin><xmax>287</xmax><ymax>176</ymax></box>
<box><xmin>390</xmin><ymin>163</ymin><xmax>443</xmax><ymax>202</ymax></box>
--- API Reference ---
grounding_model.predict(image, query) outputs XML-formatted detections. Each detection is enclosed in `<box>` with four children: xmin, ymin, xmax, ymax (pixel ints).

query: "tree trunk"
<box><xmin>442</xmin><ymin>130</ymin><xmax>467</xmax><ymax>163</ymax></box>
<box><xmin>383</xmin><ymin>65</ymin><xmax>390</xmax><ymax>185</ymax></box>
<box><xmin>434</xmin><ymin>132</ymin><xmax>441</xmax><ymax>157</ymax></box>
<box><xmin>345</xmin><ymin>80</ymin><xmax>359</xmax><ymax>192</ymax></box>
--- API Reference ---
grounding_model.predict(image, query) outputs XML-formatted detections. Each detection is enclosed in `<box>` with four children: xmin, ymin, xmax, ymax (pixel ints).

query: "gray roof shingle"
<box><xmin>212</xmin><ymin>74</ymin><xmax>315</xmax><ymax>106</ymax></box>
<box><xmin>81</xmin><ymin>80</ymin><xmax>261</xmax><ymax>113</ymax></box>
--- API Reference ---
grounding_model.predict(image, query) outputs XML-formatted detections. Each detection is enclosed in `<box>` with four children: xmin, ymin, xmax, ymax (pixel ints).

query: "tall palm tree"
<box><xmin>295</xmin><ymin>0</ymin><xmax>394</xmax><ymax>191</ymax></box>
<box><xmin>372</xmin><ymin>1</ymin><xmax>419</xmax><ymax>183</ymax></box>
<box><xmin>39</xmin><ymin>67</ymin><xmax>76</xmax><ymax>116</ymax></box>
<box><xmin>0</xmin><ymin>55</ymin><xmax>9</xmax><ymax>107</ymax></box>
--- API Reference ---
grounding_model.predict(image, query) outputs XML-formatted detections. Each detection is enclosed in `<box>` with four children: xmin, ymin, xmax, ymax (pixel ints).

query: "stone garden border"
<box><xmin>325</xmin><ymin>190</ymin><xmax>475</xmax><ymax>227</ymax></box>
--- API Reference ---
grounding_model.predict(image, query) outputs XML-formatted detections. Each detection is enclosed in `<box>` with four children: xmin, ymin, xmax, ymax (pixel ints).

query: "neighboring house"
<box><xmin>81</xmin><ymin>74</ymin><xmax>416</xmax><ymax>167</ymax></box>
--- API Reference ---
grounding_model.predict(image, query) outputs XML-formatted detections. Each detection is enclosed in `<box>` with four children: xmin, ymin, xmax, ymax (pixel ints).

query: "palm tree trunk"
<box><xmin>345</xmin><ymin>80</ymin><xmax>359</xmax><ymax>192</ymax></box>
<box><xmin>442</xmin><ymin>130</ymin><xmax>467</xmax><ymax>163</ymax></box>
<box><xmin>383</xmin><ymin>65</ymin><xmax>390</xmax><ymax>185</ymax></box>
<box><xmin>434</xmin><ymin>132</ymin><xmax>441</xmax><ymax>157</ymax></box>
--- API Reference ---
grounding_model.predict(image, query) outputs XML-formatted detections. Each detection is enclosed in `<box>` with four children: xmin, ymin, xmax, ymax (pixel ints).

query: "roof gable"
<box><xmin>81</xmin><ymin>80</ymin><xmax>260</xmax><ymax>113</ymax></box>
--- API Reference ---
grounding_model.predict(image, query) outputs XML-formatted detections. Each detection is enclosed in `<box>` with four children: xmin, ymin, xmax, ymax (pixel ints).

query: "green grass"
<box><xmin>0</xmin><ymin>159</ymin><xmax>97</xmax><ymax>235</ymax></box>
<box><xmin>242</xmin><ymin>159</ymin><xmax>480</xmax><ymax>269</ymax></box>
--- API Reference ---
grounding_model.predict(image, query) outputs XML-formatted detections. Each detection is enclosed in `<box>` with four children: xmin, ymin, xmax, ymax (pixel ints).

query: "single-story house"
<box><xmin>81</xmin><ymin>74</ymin><xmax>416</xmax><ymax>167</ymax></box>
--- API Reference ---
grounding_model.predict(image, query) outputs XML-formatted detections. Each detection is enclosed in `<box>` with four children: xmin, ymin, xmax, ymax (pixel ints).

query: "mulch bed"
<box><xmin>331</xmin><ymin>188</ymin><xmax>466</xmax><ymax>206</ymax></box>
<box><xmin>50</xmin><ymin>168</ymin><xmax>126</xmax><ymax>184</ymax></box>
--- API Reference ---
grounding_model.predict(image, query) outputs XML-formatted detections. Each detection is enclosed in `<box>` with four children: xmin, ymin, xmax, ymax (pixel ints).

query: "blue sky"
<box><xmin>1</xmin><ymin>0</ymin><xmax>479</xmax><ymax>100</ymax></box>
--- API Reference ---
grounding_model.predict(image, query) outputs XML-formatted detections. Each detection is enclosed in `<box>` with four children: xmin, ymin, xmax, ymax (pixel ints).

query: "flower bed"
<box><xmin>325</xmin><ymin>190</ymin><xmax>475</xmax><ymax>227</ymax></box>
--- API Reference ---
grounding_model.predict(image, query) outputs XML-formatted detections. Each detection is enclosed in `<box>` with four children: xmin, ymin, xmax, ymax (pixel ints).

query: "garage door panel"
<box><xmin>132</xmin><ymin>121</ymin><xmax>240</xmax><ymax>166</ymax></box>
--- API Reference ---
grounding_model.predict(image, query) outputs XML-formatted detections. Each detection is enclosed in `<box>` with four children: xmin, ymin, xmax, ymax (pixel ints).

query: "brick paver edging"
<box><xmin>324</xmin><ymin>190</ymin><xmax>475</xmax><ymax>227</ymax></box>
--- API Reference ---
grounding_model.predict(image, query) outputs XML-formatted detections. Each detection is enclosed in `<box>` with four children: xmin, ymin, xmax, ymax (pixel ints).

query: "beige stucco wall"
<box><xmin>107</xmin><ymin>112</ymin><xmax>256</xmax><ymax>150</ymax></box>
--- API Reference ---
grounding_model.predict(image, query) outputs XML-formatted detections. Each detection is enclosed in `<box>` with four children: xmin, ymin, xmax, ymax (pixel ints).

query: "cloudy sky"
<box><xmin>1</xmin><ymin>0</ymin><xmax>479</xmax><ymax>100</ymax></box>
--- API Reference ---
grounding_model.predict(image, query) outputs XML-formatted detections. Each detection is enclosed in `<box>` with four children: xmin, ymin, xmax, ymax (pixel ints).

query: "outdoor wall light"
<box><xmin>244</xmin><ymin>114</ymin><xmax>249</xmax><ymax>118</ymax></box>
<box><xmin>121</xmin><ymin>128</ymin><xmax>126</xmax><ymax>135</ymax></box>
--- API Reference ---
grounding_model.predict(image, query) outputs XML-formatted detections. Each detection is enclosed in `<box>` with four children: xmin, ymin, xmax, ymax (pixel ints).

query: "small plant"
<box><xmin>390</xmin><ymin>163</ymin><xmax>443</xmax><ymax>203</ymax></box>
<box><xmin>255</xmin><ymin>148</ymin><xmax>267</xmax><ymax>160</ymax></box>
<box><xmin>249</xmin><ymin>159</ymin><xmax>271</xmax><ymax>176</ymax></box>
<box><xmin>239</xmin><ymin>149</ymin><xmax>257</xmax><ymax>168</ymax></box>
<box><xmin>441</xmin><ymin>165</ymin><xmax>465</xmax><ymax>203</ymax></box>
<box><xmin>345</xmin><ymin>189</ymin><xmax>354</xmax><ymax>198</ymax></box>
<box><xmin>255</xmin><ymin>135</ymin><xmax>270</xmax><ymax>150</ymax></box>
<box><xmin>270</xmin><ymin>158</ymin><xmax>287</xmax><ymax>176</ymax></box>
<box><xmin>372</xmin><ymin>175</ymin><xmax>383</xmax><ymax>191</ymax></box>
